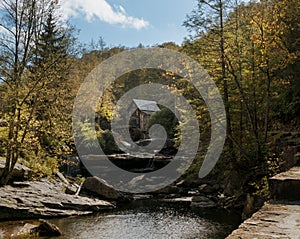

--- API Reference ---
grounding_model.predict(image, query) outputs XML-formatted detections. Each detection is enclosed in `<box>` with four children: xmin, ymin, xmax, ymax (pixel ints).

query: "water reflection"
<box><xmin>50</xmin><ymin>201</ymin><xmax>240</xmax><ymax>239</ymax></box>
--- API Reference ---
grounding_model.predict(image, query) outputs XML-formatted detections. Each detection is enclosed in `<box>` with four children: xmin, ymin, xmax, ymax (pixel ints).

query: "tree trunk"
<box><xmin>219</xmin><ymin>0</ymin><xmax>235</xmax><ymax>163</ymax></box>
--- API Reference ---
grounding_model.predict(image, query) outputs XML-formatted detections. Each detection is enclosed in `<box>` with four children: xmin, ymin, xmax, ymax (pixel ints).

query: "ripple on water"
<box><xmin>49</xmin><ymin>203</ymin><xmax>238</xmax><ymax>239</ymax></box>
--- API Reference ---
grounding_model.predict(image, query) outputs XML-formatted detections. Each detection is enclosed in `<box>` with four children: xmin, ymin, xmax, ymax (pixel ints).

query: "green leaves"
<box><xmin>183</xmin><ymin>0</ymin><xmax>300</xmax><ymax>194</ymax></box>
<box><xmin>0</xmin><ymin>0</ymin><xmax>75</xmax><ymax>183</ymax></box>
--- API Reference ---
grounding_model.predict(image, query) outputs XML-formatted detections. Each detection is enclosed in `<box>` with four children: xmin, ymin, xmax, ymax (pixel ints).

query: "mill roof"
<box><xmin>133</xmin><ymin>99</ymin><xmax>160</xmax><ymax>114</ymax></box>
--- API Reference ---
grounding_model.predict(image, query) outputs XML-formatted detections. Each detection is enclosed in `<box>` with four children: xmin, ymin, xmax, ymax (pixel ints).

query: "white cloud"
<box><xmin>59</xmin><ymin>0</ymin><xmax>149</xmax><ymax>30</ymax></box>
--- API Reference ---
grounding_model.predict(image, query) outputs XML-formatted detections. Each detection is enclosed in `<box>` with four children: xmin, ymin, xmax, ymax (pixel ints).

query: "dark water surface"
<box><xmin>0</xmin><ymin>200</ymin><xmax>241</xmax><ymax>239</ymax></box>
<box><xmin>52</xmin><ymin>200</ymin><xmax>240</xmax><ymax>239</ymax></box>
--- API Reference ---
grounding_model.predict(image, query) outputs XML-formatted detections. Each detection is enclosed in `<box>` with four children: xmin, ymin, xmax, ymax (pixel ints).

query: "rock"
<box><xmin>226</xmin><ymin>203</ymin><xmax>300</xmax><ymax>239</ymax></box>
<box><xmin>155</xmin><ymin>186</ymin><xmax>181</xmax><ymax>195</ymax></box>
<box><xmin>242</xmin><ymin>193</ymin><xmax>255</xmax><ymax>219</ymax></box>
<box><xmin>191</xmin><ymin>196</ymin><xmax>217</xmax><ymax>208</ymax></box>
<box><xmin>65</xmin><ymin>184</ymin><xmax>78</xmax><ymax>195</ymax></box>
<box><xmin>11</xmin><ymin>220</ymin><xmax>62</xmax><ymax>238</ymax></box>
<box><xmin>133</xmin><ymin>194</ymin><xmax>153</xmax><ymax>200</ymax></box>
<box><xmin>269</xmin><ymin>167</ymin><xmax>300</xmax><ymax>201</ymax></box>
<box><xmin>187</xmin><ymin>190</ymin><xmax>199</xmax><ymax>196</ymax></box>
<box><xmin>106</xmin><ymin>154</ymin><xmax>171</xmax><ymax>172</ymax></box>
<box><xmin>295</xmin><ymin>153</ymin><xmax>300</xmax><ymax>166</ymax></box>
<box><xmin>128</xmin><ymin>175</ymin><xmax>145</xmax><ymax>188</ymax></box>
<box><xmin>11</xmin><ymin>223</ymin><xmax>38</xmax><ymax>238</ymax></box>
<box><xmin>198</xmin><ymin>184</ymin><xmax>208</xmax><ymax>191</ymax></box>
<box><xmin>162</xmin><ymin>197</ymin><xmax>193</xmax><ymax>203</ymax></box>
<box><xmin>0</xmin><ymin>158</ymin><xmax>31</xmax><ymax>181</ymax></box>
<box><xmin>38</xmin><ymin>219</ymin><xmax>62</xmax><ymax>237</ymax></box>
<box><xmin>175</xmin><ymin>180</ymin><xmax>185</xmax><ymax>187</ymax></box>
<box><xmin>198</xmin><ymin>183</ymin><xmax>219</xmax><ymax>194</ymax></box>
<box><xmin>0</xmin><ymin>179</ymin><xmax>114</xmax><ymax>220</ymax></box>
<box><xmin>82</xmin><ymin>176</ymin><xmax>124</xmax><ymax>201</ymax></box>
<box><xmin>175</xmin><ymin>178</ymin><xmax>202</xmax><ymax>188</ymax></box>
<box><xmin>12</xmin><ymin>182</ymin><xmax>31</xmax><ymax>188</ymax></box>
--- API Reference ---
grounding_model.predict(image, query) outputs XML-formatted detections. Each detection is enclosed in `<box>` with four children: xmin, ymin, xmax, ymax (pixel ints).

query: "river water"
<box><xmin>51</xmin><ymin>200</ymin><xmax>240</xmax><ymax>239</ymax></box>
<box><xmin>0</xmin><ymin>200</ymin><xmax>240</xmax><ymax>239</ymax></box>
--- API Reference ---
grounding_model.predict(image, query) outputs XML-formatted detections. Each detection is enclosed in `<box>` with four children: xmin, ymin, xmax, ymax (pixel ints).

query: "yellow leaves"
<box><xmin>281</xmin><ymin>81</ymin><xmax>290</xmax><ymax>86</ymax></box>
<box><xmin>162</xmin><ymin>71</ymin><xmax>176</xmax><ymax>80</ymax></box>
<box><xmin>260</xmin><ymin>48</ymin><xmax>266</xmax><ymax>56</ymax></box>
<box><xmin>166</xmin><ymin>71</ymin><xmax>175</xmax><ymax>77</ymax></box>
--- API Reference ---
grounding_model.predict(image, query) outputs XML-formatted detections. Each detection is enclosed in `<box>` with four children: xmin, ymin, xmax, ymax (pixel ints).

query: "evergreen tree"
<box><xmin>29</xmin><ymin>8</ymin><xmax>74</xmax><ymax>157</ymax></box>
<box><xmin>0</xmin><ymin>0</ymin><xmax>74</xmax><ymax>184</ymax></box>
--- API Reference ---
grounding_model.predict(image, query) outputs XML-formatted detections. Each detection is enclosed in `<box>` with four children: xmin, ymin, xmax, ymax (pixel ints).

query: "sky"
<box><xmin>60</xmin><ymin>0</ymin><xmax>197</xmax><ymax>48</ymax></box>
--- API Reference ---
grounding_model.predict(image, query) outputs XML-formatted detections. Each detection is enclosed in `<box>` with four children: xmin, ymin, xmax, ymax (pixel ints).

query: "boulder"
<box><xmin>0</xmin><ymin>158</ymin><xmax>31</xmax><ymax>181</ymax></box>
<box><xmin>38</xmin><ymin>219</ymin><xmax>62</xmax><ymax>237</ymax></box>
<box><xmin>82</xmin><ymin>176</ymin><xmax>124</xmax><ymax>201</ymax></box>
<box><xmin>198</xmin><ymin>183</ymin><xmax>219</xmax><ymax>194</ymax></box>
<box><xmin>191</xmin><ymin>196</ymin><xmax>217</xmax><ymax>208</ymax></box>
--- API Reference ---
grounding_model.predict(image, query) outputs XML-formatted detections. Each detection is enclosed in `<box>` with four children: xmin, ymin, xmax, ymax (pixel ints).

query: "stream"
<box><xmin>0</xmin><ymin>200</ymin><xmax>241</xmax><ymax>239</ymax></box>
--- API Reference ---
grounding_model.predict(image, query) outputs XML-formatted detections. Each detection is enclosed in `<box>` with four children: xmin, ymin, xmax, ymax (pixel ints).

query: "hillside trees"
<box><xmin>0</xmin><ymin>0</ymin><xmax>74</xmax><ymax>184</ymax></box>
<box><xmin>270</xmin><ymin>0</ymin><xmax>300</xmax><ymax>120</ymax></box>
<box><xmin>183</xmin><ymin>0</ymin><xmax>300</xmax><ymax>192</ymax></box>
<box><xmin>184</xmin><ymin>0</ymin><xmax>235</xmax><ymax>164</ymax></box>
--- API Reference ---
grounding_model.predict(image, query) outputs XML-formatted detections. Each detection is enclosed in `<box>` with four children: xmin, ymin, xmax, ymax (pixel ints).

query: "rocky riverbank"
<box><xmin>0</xmin><ymin>177</ymin><xmax>114</xmax><ymax>221</ymax></box>
<box><xmin>0</xmin><ymin>172</ymin><xmax>242</xmax><ymax>220</ymax></box>
<box><xmin>0</xmin><ymin>157</ymin><xmax>238</xmax><ymax>222</ymax></box>
<box><xmin>0</xmin><ymin>156</ymin><xmax>244</xmax><ymax>238</ymax></box>
<box><xmin>0</xmin><ymin>175</ymin><xmax>241</xmax><ymax>238</ymax></box>
<box><xmin>226</xmin><ymin>167</ymin><xmax>300</xmax><ymax>239</ymax></box>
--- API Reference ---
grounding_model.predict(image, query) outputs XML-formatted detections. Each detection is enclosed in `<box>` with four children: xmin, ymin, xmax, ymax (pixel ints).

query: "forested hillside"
<box><xmin>0</xmin><ymin>0</ymin><xmax>299</xmax><ymax>205</ymax></box>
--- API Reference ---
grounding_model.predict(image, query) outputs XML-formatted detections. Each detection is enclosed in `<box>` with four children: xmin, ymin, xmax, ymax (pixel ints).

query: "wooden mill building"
<box><xmin>129</xmin><ymin>99</ymin><xmax>160</xmax><ymax>132</ymax></box>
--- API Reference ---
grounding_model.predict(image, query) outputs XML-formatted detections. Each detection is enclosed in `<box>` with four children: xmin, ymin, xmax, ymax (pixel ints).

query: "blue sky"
<box><xmin>60</xmin><ymin>0</ymin><xmax>197</xmax><ymax>48</ymax></box>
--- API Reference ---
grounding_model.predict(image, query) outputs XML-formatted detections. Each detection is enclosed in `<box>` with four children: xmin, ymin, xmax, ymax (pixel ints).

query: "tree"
<box><xmin>0</xmin><ymin>0</ymin><xmax>73</xmax><ymax>184</ymax></box>
<box><xmin>148</xmin><ymin>107</ymin><xmax>178</xmax><ymax>139</ymax></box>
<box><xmin>29</xmin><ymin>9</ymin><xmax>74</xmax><ymax>157</ymax></box>
<box><xmin>182</xmin><ymin>0</ymin><xmax>300</xmax><ymax>196</ymax></box>
<box><xmin>184</xmin><ymin>0</ymin><xmax>235</xmax><ymax>163</ymax></box>
<box><xmin>271</xmin><ymin>0</ymin><xmax>300</xmax><ymax>120</ymax></box>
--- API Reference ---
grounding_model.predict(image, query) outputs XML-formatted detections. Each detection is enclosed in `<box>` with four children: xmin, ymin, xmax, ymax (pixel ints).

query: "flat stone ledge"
<box><xmin>226</xmin><ymin>202</ymin><xmax>300</xmax><ymax>239</ymax></box>
<box><xmin>0</xmin><ymin>178</ymin><xmax>114</xmax><ymax>220</ymax></box>
<box><xmin>271</xmin><ymin>167</ymin><xmax>300</xmax><ymax>181</ymax></box>
<box><xmin>269</xmin><ymin>167</ymin><xmax>300</xmax><ymax>201</ymax></box>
